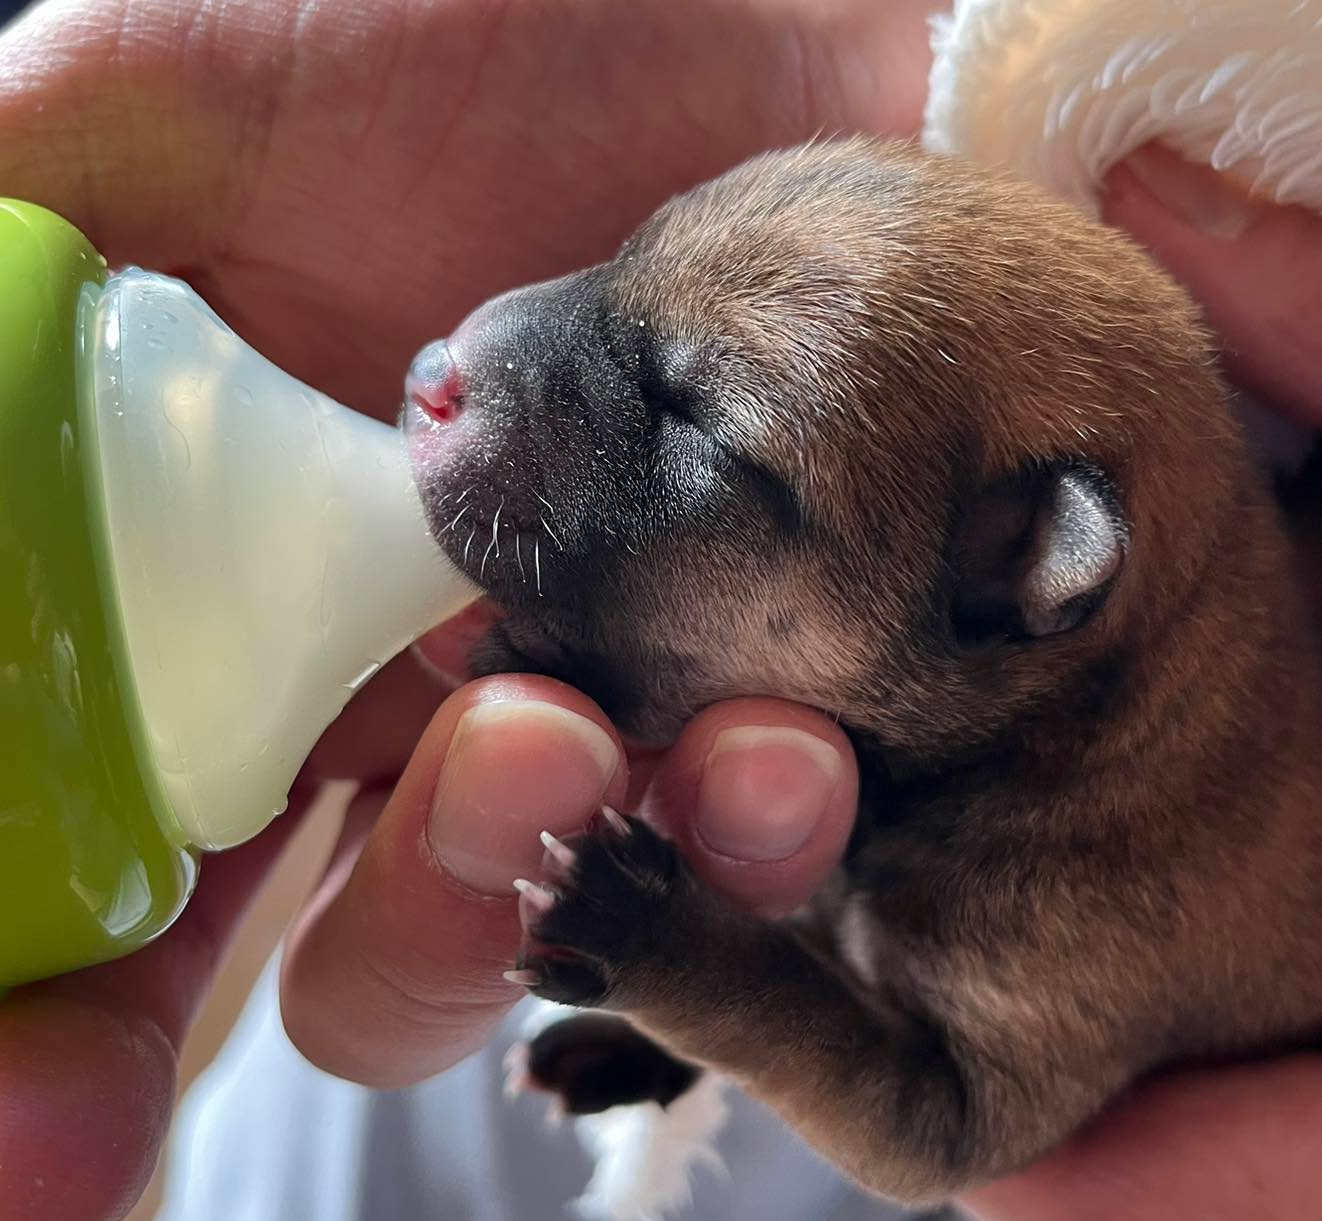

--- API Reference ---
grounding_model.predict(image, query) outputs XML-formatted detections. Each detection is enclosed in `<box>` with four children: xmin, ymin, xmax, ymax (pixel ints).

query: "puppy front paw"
<box><xmin>504</xmin><ymin>807</ymin><xmax>684</xmax><ymax>1007</ymax></box>
<box><xmin>506</xmin><ymin>1010</ymin><xmax>701</xmax><ymax>1116</ymax></box>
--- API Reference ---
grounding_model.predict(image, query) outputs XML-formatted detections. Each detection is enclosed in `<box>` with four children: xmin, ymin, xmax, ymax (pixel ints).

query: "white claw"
<box><xmin>502</xmin><ymin>1042</ymin><xmax>531</xmax><ymax>1100</ymax></box>
<box><xmin>601</xmin><ymin>804</ymin><xmax>630</xmax><ymax>836</ymax></box>
<box><xmin>513</xmin><ymin>877</ymin><xmax>556</xmax><ymax>914</ymax></box>
<box><xmin>503</xmin><ymin>968</ymin><xmax>541</xmax><ymax>988</ymax></box>
<box><xmin>539</xmin><ymin>830</ymin><xmax>577</xmax><ymax>870</ymax></box>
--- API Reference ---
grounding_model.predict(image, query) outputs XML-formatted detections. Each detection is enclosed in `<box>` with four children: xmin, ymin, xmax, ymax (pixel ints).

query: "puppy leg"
<box><xmin>504</xmin><ymin>1003</ymin><xmax>729</xmax><ymax>1220</ymax></box>
<box><xmin>512</xmin><ymin>811</ymin><xmax>1090</xmax><ymax>1206</ymax></box>
<box><xmin>517</xmin><ymin>1011</ymin><xmax>703</xmax><ymax>1114</ymax></box>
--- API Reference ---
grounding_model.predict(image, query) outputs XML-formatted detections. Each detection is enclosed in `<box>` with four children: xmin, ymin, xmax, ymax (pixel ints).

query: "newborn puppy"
<box><xmin>404</xmin><ymin>138</ymin><xmax>1322</xmax><ymax>1205</ymax></box>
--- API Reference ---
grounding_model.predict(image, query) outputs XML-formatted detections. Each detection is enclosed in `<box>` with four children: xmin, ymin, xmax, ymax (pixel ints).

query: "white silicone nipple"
<box><xmin>80</xmin><ymin>269</ymin><xmax>478</xmax><ymax>850</ymax></box>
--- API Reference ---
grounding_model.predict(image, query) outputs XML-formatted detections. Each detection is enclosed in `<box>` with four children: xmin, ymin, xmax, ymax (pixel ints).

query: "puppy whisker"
<box><xmin>447</xmin><ymin>501</ymin><xmax>472</xmax><ymax>534</ymax></box>
<box><xmin>539</xmin><ymin>516</ymin><xmax>566</xmax><ymax>552</ymax></box>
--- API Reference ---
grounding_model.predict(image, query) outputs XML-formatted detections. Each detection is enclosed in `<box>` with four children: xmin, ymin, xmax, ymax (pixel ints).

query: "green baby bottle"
<box><xmin>0</xmin><ymin>200</ymin><xmax>477</xmax><ymax>988</ymax></box>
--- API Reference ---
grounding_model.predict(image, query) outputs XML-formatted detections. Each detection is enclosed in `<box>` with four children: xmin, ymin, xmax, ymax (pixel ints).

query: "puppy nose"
<box><xmin>406</xmin><ymin>339</ymin><xmax>466</xmax><ymax>424</ymax></box>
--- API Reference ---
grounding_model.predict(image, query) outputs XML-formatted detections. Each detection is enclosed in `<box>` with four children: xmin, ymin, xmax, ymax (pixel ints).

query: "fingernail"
<box><xmin>428</xmin><ymin>701</ymin><xmax>619</xmax><ymax>893</ymax></box>
<box><xmin>696</xmin><ymin>726</ymin><xmax>842</xmax><ymax>862</ymax></box>
<box><xmin>1118</xmin><ymin>143</ymin><xmax>1259</xmax><ymax>240</ymax></box>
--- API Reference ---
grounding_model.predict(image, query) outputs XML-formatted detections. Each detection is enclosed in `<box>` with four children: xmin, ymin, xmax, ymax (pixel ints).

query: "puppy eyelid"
<box><xmin>651</xmin><ymin>393</ymin><xmax>804</xmax><ymax>531</ymax></box>
<box><xmin>640</xmin><ymin>369</ymin><xmax>702</xmax><ymax>428</ymax></box>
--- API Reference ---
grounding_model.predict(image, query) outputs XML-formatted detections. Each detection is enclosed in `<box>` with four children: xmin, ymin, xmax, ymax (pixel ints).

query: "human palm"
<box><xmin>1</xmin><ymin>0</ymin><xmax>929</xmax><ymax>415</ymax></box>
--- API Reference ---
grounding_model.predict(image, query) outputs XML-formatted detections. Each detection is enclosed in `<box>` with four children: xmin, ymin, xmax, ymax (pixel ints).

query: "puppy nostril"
<box><xmin>406</xmin><ymin>338</ymin><xmax>467</xmax><ymax>424</ymax></box>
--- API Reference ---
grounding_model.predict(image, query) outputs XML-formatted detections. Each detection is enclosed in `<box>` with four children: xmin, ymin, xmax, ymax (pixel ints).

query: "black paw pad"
<box><xmin>506</xmin><ymin>809</ymin><xmax>682</xmax><ymax>1006</ymax></box>
<box><xmin>517</xmin><ymin>1013</ymin><xmax>700</xmax><ymax>1115</ymax></box>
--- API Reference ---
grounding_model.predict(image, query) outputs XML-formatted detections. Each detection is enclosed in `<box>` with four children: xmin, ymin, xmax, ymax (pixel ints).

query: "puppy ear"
<box><xmin>949</xmin><ymin>464</ymin><xmax>1125</xmax><ymax>644</ymax></box>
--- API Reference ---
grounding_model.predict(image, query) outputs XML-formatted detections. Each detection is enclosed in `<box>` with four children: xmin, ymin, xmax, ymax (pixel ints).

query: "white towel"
<box><xmin>924</xmin><ymin>0</ymin><xmax>1322</xmax><ymax>216</ymax></box>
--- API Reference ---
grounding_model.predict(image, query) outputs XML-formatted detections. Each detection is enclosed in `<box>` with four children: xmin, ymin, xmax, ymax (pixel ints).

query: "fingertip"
<box><xmin>401</xmin><ymin>675</ymin><xmax>629</xmax><ymax>895</ymax></box>
<box><xmin>280</xmin><ymin>677</ymin><xmax>628</xmax><ymax>1088</ymax></box>
<box><xmin>648</xmin><ymin>699</ymin><xmax>859</xmax><ymax>915</ymax></box>
<box><xmin>1102</xmin><ymin>143</ymin><xmax>1262</xmax><ymax>243</ymax></box>
<box><xmin>1098</xmin><ymin>151</ymin><xmax>1247</xmax><ymax>313</ymax></box>
<box><xmin>0</xmin><ymin>994</ymin><xmax>176</xmax><ymax>1221</ymax></box>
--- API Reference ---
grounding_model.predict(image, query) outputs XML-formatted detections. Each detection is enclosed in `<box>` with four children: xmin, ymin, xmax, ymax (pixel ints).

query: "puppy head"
<box><xmin>406</xmin><ymin>138</ymin><xmax>1241</xmax><ymax>754</ymax></box>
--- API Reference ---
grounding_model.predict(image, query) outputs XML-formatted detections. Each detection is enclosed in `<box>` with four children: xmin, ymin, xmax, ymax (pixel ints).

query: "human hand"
<box><xmin>962</xmin><ymin>1055</ymin><xmax>1322</xmax><ymax>1221</ymax></box>
<box><xmin>1103</xmin><ymin>141</ymin><xmax>1322</xmax><ymax>424</ymax></box>
<box><xmin>960</xmin><ymin>142</ymin><xmax>1322</xmax><ymax>1221</ymax></box>
<box><xmin>2</xmin><ymin>650</ymin><xmax>862</xmax><ymax>1221</ymax></box>
<box><xmin>0</xmin><ymin>0</ymin><xmax>933</xmax><ymax>422</ymax></box>
<box><xmin>0</xmin><ymin>1</ymin><xmax>934</xmax><ymax>1216</ymax></box>
<box><xmin>280</xmin><ymin>670</ymin><xmax>861</xmax><ymax>1086</ymax></box>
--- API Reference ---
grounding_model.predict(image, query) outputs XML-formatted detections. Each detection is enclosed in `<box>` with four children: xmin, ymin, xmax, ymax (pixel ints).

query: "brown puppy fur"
<box><xmin>406</xmin><ymin>138</ymin><xmax>1322</xmax><ymax>1204</ymax></box>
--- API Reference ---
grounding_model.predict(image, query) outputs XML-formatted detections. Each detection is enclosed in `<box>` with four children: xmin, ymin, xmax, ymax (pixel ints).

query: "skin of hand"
<box><xmin>1102</xmin><ymin>141</ymin><xmax>1322</xmax><ymax>424</ymax></box>
<box><xmin>0</xmin><ymin>1</ymin><xmax>932</xmax><ymax>1217</ymax></box>
<box><xmin>0</xmin><ymin>1</ymin><xmax>1318</xmax><ymax>1217</ymax></box>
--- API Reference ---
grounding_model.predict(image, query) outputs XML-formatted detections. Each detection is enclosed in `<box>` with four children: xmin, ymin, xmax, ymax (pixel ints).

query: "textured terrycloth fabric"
<box><xmin>925</xmin><ymin>0</ymin><xmax>1322</xmax><ymax>216</ymax></box>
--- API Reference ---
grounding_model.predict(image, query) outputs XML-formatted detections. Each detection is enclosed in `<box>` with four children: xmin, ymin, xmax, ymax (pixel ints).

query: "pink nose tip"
<box><xmin>406</xmin><ymin>339</ymin><xmax>466</xmax><ymax>423</ymax></box>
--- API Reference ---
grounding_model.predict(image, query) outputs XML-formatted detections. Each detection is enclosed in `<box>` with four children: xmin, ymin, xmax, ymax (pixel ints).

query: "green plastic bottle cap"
<box><xmin>0</xmin><ymin>200</ymin><xmax>196</xmax><ymax>986</ymax></box>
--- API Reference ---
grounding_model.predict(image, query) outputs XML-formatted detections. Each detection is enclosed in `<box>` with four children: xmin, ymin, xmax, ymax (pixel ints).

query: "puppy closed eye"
<box><xmin>635</xmin><ymin>344</ymin><xmax>806</xmax><ymax>534</ymax></box>
<box><xmin>640</xmin><ymin>363</ymin><xmax>707</xmax><ymax>432</ymax></box>
<box><xmin>651</xmin><ymin>392</ymin><xmax>805</xmax><ymax>535</ymax></box>
<box><xmin>640</xmin><ymin>362</ymin><xmax>732</xmax><ymax>466</ymax></box>
<box><xmin>639</xmin><ymin>377</ymin><xmax>703</xmax><ymax>433</ymax></box>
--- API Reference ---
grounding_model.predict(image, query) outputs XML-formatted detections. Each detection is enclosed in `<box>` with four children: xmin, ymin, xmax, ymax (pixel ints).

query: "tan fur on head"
<box><xmin>594</xmin><ymin>137</ymin><xmax>1251</xmax><ymax>755</ymax></box>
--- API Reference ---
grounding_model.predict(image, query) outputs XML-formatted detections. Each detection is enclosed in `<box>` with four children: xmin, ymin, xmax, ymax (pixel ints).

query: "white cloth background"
<box><xmin>156</xmin><ymin>960</ymin><xmax>913</xmax><ymax>1221</ymax></box>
